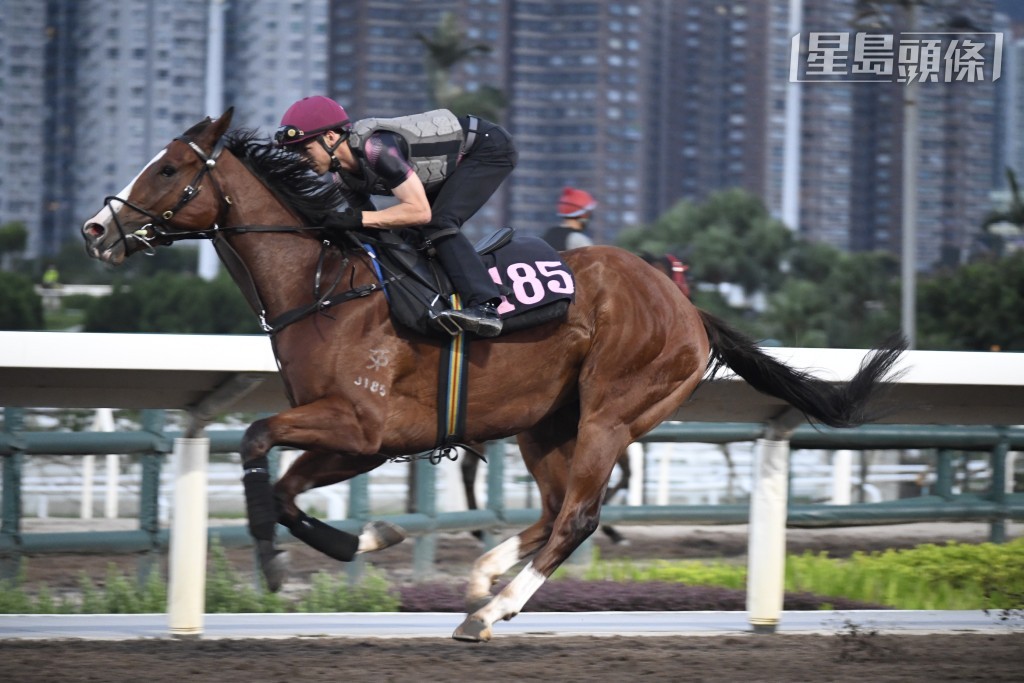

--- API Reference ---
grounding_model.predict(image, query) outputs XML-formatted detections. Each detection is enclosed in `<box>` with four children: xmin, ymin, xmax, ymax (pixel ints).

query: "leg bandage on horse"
<box><xmin>284</xmin><ymin>512</ymin><xmax>360</xmax><ymax>562</ymax></box>
<box><xmin>242</xmin><ymin>457</ymin><xmax>278</xmax><ymax>541</ymax></box>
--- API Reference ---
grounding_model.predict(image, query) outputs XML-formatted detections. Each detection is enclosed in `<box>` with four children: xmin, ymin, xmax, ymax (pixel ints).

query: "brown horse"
<box><xmin>81</xmin><ymin>109</ymin><xmax>905</xmax><ymax>642</ymax></box>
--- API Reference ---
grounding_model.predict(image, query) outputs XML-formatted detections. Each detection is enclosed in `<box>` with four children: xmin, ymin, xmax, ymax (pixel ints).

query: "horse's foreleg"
<box><xmin>240</xmin><ymin>417</ymin><xmax>290</xmax><ymax>591</ymax></box>
<box><xmin>240</xmin><ymin>408</ymin><xmax>403</xmax><ymax>591</ymax></box>
<box><xmin>274</xmin><ymin>450</ymin><xmax>399</xmax><ymax>562</ymax></box>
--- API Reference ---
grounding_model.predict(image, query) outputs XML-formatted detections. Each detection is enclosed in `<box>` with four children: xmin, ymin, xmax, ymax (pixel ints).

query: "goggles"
<box><xmin>274</xmin><ymin>124</ymin><xmax>310</xmax><ymax>145</ymax></box>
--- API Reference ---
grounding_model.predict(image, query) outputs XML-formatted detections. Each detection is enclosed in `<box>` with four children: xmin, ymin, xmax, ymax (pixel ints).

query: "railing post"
<box><xmin>935</xmin><ymin>449</ymin><xmax>955</xmax><ymax>500</ymax></box>
<box><xmin>483</xmin><ymin>440</ymin><xmax>506</xmax><ymax>550</ymax></box>
<box><xmin>137</xmin><ymin>410</ymin><xmax>167</xmax><ymax>583</ymax></box>
<box><xmin>412</xmin><ymin>456</ymin><xmax>437</xmax><ymax>576</ymax></box>
<box><xmin>747</xmin><ymin>409</ymin><xmax>802</xmax><ymax>635</ymax></box>
<box><xmin>1</xmin><ymin>408</ymin><xmax>25</xmax><ymax>581</ymax></box>
<box><xmin>167</xmin><ymin>435</ymin><xmax>209</xmax><ymax>638</ymax></box>
<box><xmin>346</xmin><ymin>473</ymin><xmax>370</xmax><ymax>581</ymax></box>
<box><xmin>988</xmin><ymin>438</ymin><xmax>1009</xmax><ymax>544</ymax></box>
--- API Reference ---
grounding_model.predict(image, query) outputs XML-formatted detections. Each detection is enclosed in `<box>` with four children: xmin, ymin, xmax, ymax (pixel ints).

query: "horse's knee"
<box><xmin>241</xmin><ymin>418</ymin><xmax>273</xmax><ymax>460</ymax></box>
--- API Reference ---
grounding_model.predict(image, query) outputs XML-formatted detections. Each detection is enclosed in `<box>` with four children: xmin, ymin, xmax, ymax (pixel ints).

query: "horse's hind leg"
<box><xmin>455</xmin><ymin>352</ymin><xmax>703</xmax><ymax>641</ymax></box>
<box><xmin>463</xmin><ymin>447</ymin><xmax>567</xmax><ymax>612</ymax></box>
<box><xmin>460</xmin><ymin>442</ymin><xmax>485</xmax><ymax>541</ymax></box>
<box><xmin>600</xmin><ymin>452</ymin><xmax>630</xmax><ymax>545</ymax></box>
<box><xmin>460</xmin><ymin>413</ymin><xmax>574</xmax><ymax>624</ymax></box>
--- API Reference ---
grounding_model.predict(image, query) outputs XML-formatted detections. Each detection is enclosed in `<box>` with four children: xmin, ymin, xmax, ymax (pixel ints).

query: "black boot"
<box><xmin>434</xmin><ymin>301</ymin><xmax>503</xmax><ymax>337</ymax></box>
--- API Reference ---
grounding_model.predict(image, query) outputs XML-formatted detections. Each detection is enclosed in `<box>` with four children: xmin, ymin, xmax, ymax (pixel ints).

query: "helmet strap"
<box><xmin>317</xmin><ymin>131</ymin><xmax>349</xmax><ymax>173</ymax></box>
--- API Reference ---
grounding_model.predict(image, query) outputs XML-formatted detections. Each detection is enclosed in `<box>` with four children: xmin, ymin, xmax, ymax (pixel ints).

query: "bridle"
<box><xmin>101</xmin><ymin>131</ymin><xmax>398</xmax><ymax>336</ymax></box>
<box><xmin>101</xmin><ymin>134</ymin><xmax>233</xmax><ymax>255</ymax></box>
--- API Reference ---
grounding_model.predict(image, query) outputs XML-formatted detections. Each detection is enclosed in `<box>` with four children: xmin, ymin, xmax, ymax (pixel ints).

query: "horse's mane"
<box><xmin>222</xmin><ymin>128</ymin><xmax>348</xmax><ymax>222</ymax></box>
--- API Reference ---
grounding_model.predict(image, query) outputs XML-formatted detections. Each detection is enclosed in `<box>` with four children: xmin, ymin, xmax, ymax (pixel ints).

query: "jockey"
<box><xmin>275</xmin><ymin>95</ymin><xmax>517</xmax><ymax>338</ymax></box>
<box><xmin>640</xmin><ymin>251</ymin><xmax>691</xmax><ymax>299</ymax></box>
<box><xmin>541</xmin><ymin>187</ymin><xmax>596</xmax><ymax>251</ymax></box>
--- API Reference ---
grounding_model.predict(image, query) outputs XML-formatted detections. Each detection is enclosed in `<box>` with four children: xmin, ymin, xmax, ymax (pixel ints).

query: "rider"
<box><xmin>275</xmin><ymin>95</ymin><xmax>517</xmax><ymax>338</ymax></box>
<box><xmin>640</xmin><ymin>251</ymin><xmax>692</xmax><ymax>299</ymax></box>
<box><xmin>541</xmin><ymin>187</ymin><xmax>596</xmax><ymax>251</ymax></box>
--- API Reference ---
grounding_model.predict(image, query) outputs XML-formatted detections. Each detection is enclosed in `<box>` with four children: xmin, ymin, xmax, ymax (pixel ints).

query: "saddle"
<box><xmin>354</xmin><ymin>227</ymin><xmax>575</xmax><ymax>338</ymax></box>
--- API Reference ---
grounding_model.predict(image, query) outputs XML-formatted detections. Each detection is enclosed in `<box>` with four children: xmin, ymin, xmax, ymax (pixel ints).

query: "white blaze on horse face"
<box><xmin>82</xmin><ymin>149</ymin><xmax>167</xmax><ymax>231</ymax></box>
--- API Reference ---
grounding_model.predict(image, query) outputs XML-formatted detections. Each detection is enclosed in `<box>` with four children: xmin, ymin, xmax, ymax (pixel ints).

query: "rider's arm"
<box><xmin>357</xmin><ymin>132</ymin><xmax>432</xmax><ymax>230</ymax></box>
<box><xmin>361</xmin><ymin>173</ymin><xmax>431</xmax><ymax>229</ymax></box>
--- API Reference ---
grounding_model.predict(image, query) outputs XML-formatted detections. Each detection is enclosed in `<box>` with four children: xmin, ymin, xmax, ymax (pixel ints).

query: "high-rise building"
<box><xmin>69</xmin><ymin>1</ymin><xmax>209</xmax><ymax>241</ymax></box>
<box><xmin>40</xmin><ymin>1</ymin><xmax>79</xmax><ymax>258</ymax></box>
<box><xmin>3</xmin><ymin>0</ymin><xmax>1010</xmax><ymax>274</ymax></box>
<box><xmin>0</xmin><ymin>1</ymin><xmax>48</xmax><ymax>257</ymax></box>
<box><xmin>223</xmin><ymin>0</ymin><xmax>330</xmax><ymax>132</ymax></box>
<box><xmin>646</xmin><ymin>0</ymin><xmax>779</xmax><ymax>223</ymax></box>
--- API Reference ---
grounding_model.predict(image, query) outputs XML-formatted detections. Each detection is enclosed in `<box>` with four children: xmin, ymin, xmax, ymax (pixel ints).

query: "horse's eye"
<box><xmin>159</xmin><ymin>165</ymin><xmax>177</xmax><ymax>177</ymax></box>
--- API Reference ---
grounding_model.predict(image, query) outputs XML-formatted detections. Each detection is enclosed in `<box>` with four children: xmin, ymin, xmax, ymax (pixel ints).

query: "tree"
<box><xmin>0</xmin><ymin>271</ymin><xmax>44</xmax><ymax>330</ymax></box>
<box><xmin>0</xmin><ymin>221</ymin><xmax>28</xmax><ymax>271</ymax></box>
<box><xmin>619</xmin><ymin>189</ymin><xmax>794</xmax><ymax>293</ymax></box>
<box><xmin>416</xmin><ymin>13</ymin><xmax>507</xmax><ymax>121</ymax></box>
<box><xmin>83</xmin><ymin>272</ymin><xmax>260</xmax><ymax>334</ymax></box>
<box><xmin>764</xmin><ymin>245</ymin><xmax>900</xmax><ymax>348</ymax></box>
<box><xmin>917</xmin><ymin>252</ymin><xmax>1024</xmax><ymax>351</ymax></box>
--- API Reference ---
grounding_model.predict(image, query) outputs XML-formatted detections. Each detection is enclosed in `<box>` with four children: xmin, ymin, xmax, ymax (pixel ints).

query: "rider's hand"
<box><xmin>321</xmin><ymin>207</ymin><xmax>363</xmax><ymax>232</ymax></box>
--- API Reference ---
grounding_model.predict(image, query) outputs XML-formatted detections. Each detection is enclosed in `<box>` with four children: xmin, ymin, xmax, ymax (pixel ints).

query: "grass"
<box><xmin>3</xmin><ymin>537</ymin><xmax>1022</xmax><ymax>614</ymax></box>
<box><xmin>0</xmin><ymin>537</ymin><xmax>399</xmax><ymax>615</ymax></box>
<box><xmin>582</xmin><ymin>537</ymin><xmax>1024</xmax><ymax>610</ymax></box>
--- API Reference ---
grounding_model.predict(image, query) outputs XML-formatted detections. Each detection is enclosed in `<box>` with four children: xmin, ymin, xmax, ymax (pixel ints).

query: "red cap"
<box><xmin>556</xmin><ymin>187</ymin><xmax>597</xmax><ymax>218</ymax></box>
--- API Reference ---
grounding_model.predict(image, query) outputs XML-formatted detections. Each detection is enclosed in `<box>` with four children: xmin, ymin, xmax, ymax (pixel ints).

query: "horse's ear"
<box><xmin>200</xmin><ymin>107</ymin><xmax>234</xmax><ymax>146</ymax></box>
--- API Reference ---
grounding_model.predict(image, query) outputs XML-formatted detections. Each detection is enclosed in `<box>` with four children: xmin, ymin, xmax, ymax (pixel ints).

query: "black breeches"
<box><xmin>429</xmin><ymin>120</ymin><xmax>518</xmax><ymax>306</ymax></box>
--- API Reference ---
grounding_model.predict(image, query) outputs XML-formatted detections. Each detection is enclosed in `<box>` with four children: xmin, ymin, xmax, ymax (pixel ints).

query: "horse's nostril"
<box><xmin>84</xmin><ymin>223</ymin><xmax>105</xmax><ymax>238</ymax></box>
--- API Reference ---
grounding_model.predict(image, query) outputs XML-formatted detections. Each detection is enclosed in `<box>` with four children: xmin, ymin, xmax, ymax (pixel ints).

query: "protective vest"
<box><xmin>344</xmin><ymin>109</ymin><xmax>464</xmax><ymax>196</ymax></box>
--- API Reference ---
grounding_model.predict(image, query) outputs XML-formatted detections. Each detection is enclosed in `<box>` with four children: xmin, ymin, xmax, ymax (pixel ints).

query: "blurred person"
<box><xmin>542</xmin><ymin>187</ymin><xmax>596</xmax><ymax>250</ymax></box>
<box><xmin>275</xmin><ymin>96</ymin><xmax>517</xmax><ymax>337</ymax></box>
<box><xmin>640</xmin><ymin>251</ymin><xmax>691</xmax><ymax>299</ymax></box>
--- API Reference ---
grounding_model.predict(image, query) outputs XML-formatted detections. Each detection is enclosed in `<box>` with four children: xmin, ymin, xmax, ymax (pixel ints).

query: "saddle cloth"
<box><xmin>361</xmin><ymin>228</ymin><xmax>574</xmax><ymax>338</ymax></box>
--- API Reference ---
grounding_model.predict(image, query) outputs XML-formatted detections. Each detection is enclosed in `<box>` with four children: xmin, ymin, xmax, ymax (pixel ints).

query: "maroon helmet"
<box><xmin>275</xmin><ymin>96</ymin><xmax>350</xmax><ymax>146</ymax></box>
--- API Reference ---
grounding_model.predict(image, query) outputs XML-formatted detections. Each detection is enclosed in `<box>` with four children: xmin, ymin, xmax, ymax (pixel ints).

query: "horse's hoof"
<box><xmin>465</xmin><ymin>595</ymin><xmax>492</xmax><ymax>614</ymax></box>
<box><xmin>257</xmin><ymin>542</ymin><xmax>289</xmax><ymax>592</ymax></box>
<box><xmin>452</xmin><ymin>617</ymin><xmax>492</xmax><ymax>643</ymax></box>
<box><xmin>357</xmin><ymin>520</ymin><xmax>407</xmax><ymax>554</ymax></box>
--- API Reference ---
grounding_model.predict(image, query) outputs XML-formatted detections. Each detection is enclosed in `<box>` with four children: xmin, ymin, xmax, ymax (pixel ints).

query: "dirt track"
<box><xmin>5</xmin><ymin>521</ymin><xmax>1023</xmax><ymax>681</ymax></box>
<box><xmin>1</xmin><ymin>633</ymin><xmax>1022</xmax><ymax>682</ymax></box>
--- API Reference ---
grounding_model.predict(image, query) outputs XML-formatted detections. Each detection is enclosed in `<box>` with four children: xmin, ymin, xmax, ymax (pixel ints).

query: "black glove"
<box><xmin>321</xmin><ymin>207</ymin><xmax>363</xmax><ymax>232</ymax></box>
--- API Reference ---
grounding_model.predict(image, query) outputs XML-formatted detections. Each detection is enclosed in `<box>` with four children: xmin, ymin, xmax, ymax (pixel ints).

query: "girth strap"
<box><xmin>436</xmin><ymin>295</ymin><xmax>471</xmax><ymax>451</ymax></box>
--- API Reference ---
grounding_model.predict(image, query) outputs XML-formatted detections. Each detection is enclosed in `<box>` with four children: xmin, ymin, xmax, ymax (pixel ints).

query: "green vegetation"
<box><xmin>618</xmin><ymin>187</ymin><xmax>1024</xmax><ymax>351</ymax></box>
<box><xmin>3</xmin><ymin>538</ymin><xmax>1020</xmax><ymax>614</ymax></box>
<box><xmin>0</xmin><ymin>271</ymin><xmax>44</xmax><ymax>330</ymax></box>
<box><xmin>82</xmin><ymin>272</ymin><xmax>259</xmax><ymax>334</ymax></box>
<box><xmin>583</xmin><ymin>538</ymin><xmax>1024</xmax><ymax>610</ymax></box>
<box><xmin>0</xmin><ymin>538</ymin><xmax>399</xmax><ymax>615</ymax></box>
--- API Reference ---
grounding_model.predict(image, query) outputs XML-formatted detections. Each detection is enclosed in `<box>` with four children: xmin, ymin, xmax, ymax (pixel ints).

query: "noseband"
<box><xmin>101</xmin><ymin>134</ymin><xmax>231</xmax><ymax>254</ymax></box>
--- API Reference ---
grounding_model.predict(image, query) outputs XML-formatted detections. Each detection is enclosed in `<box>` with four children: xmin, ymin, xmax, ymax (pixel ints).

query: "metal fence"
<box><xmin>2</xmin><ymin>408</ymin><xmax>1023</xmax><ymax>578</ymax></box>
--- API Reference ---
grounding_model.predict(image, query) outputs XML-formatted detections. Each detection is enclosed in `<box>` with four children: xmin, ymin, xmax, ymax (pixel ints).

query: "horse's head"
<box><xmin>82</xmin><ymin>108</ymin><xmax>235</xmax><ymax>265</ymax></box>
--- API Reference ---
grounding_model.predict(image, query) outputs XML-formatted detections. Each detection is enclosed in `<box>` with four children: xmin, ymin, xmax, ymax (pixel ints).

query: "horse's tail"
<box><xmin>698</xmin><ymin>310</ymin><xmax>907</xmax><ymax>428</ymax></box>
